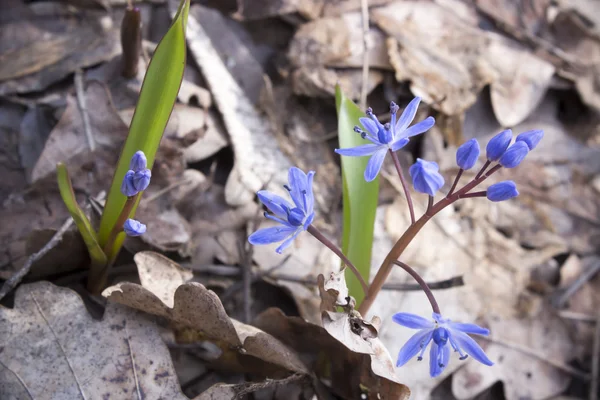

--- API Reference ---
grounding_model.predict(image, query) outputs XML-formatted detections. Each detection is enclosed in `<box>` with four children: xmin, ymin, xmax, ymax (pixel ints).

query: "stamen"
<box><xmin>283</xmin><ymin>184</ymin><xmax>291</xmax><ymax>191</ymax></box>
<box><xmin>301</xmin><ymin>189</ymin><xmax>308</xmax><ymax>210</ymax></box>
<box><xmin>459</xmin><ymin>355</ymin><xmax>469</xmax><ymax>361</ymax></box>
<box><xmin>390</xmin><ymin>101</ymin><xmax>399</xmax><ymax>114</ymax></box>
<box><xmin>384</xmin><ymin>123</ymin><xmax>391</xmax><ymax>130</ymax></box>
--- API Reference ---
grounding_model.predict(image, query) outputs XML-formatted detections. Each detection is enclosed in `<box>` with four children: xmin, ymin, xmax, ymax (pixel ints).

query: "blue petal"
<box><xmin>248</xmin><ymin>226</ymin><xmax>297</xmax><ymax>245</ymax></box>
<box><xmin>364</xmin><ymin>148</ymin><xmax>387</xmax><ymax>182</ymax></box>
<box><xmin>449</xmin><ymin>322</ymin><xmax>490</xmax><ymax>336</ymax></box>
<box><xmin>303</xmin><ymin>211</ymin><xmax>315</xmax><ymax>230</ymax></box>
<box><xmin>395</xmin><ymin>97</ymin><xmax>421</xmax><ymax>133</ymax></box>
<box><xmin>257</xmin><ymin>191</ymin><xmax>292</xmax><ymax>218</ymax></box>
<box><xmin>275</xmin><ymin>228</ymin><xmax>302</xmax><ymax>254</ymax></box>
<box><xmin>390</xmin><ymin>138</ymin><xmax>410</xmax><ymax>152</ymax></box>
<box><xmin>392</xmin><ymin>313</ymin><xmax>435</xmax><ymax>329</ymax></box>
<box><xmin>429</xmin><ymin>341</ymin><xmax>451</xmax><ymax>377</ymax></box>
<box><xmin>288</xmin><ymin>167</ymin><xmax>308</xmax><ymax>209</ymax></box>
<box><xmin>396</xmin><ymin>328</ymin><xmax>434</xmax><ymax>367</ymax></box>
<box><xmin>401</xmin><ymin>116</ymin><xmax>435</xmax><ymax>138</ymax></box>
<box><xmin>449</xmin><ymin>330</ymin><xmax>493</xmax><ymax>366</ymax></box>
<box><xmin>360</xmin><ymin>117</ymin><xmax>380</xmax><ymax>137</ymax></box>
<box><xmin>335</xmin><ymin>144</ymin><xmax>382</xmax><ymax>157</ymax></box>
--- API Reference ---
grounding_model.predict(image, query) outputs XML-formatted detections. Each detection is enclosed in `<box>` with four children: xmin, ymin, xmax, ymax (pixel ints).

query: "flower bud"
<box><xmin>486</xmin><ymin>129</ymin><xmax>512</xmax><ymax>161</ymax></box>
<box><xmin>133</xmin><ymin>169</ymin><xmax>151</xmax><ymax>192</ymax></box>
<box><xmin>487</xmin><ymin>181</ymin><xmax>519</xmax><ymax>202</ymax></box>
<box><xmin>130</xmin><ymin>150</ymin><xmax>147</xmax><ymax>172</ymax></box>
<box><xmin>120</xmin><ymin>170</ymin><xmax>137</xmax><ymax>197</ymax></box>
<box><xmin>499</xmin><ymin>141</ymin><xmax>529</xmax><ymax>168</ymax></box>
<box><xmin>516</xmin><ymin>129</ymin><xmax>543</xmax><ymax>150</ymax></box>
<box><xmin>409</xmin><ymin>159</ymin><xmax>445</xmax><ymax>196</ymax></box>
<box><xmin>123</xmin><ymin>219</ymin><xmax>146</xmax><ymax>236</ymax></box>
<box><xmin>456</xmin><ymin>139</ymin><xmax>480</xmax><ymax>170</ymax></box>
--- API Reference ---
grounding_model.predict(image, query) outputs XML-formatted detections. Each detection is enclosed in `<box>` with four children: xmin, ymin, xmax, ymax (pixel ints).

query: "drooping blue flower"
<box><xmin>516</xmin><ymin>129</ymin><xmax>544</xmax><ymax>150</ymax></box>
<box><xmin>486</xmin><ymin>129</ymin><xmax>512</xmax><ymax>161</ymax></box>
<box><xmin>456</xmin><ymin>139</ymin><xmax>480</xmax><ymax>170</ymax></box>
<box><xmin>409</xmin><ymin>159</ymin><xmax>445</xmax><ymax>196</ymax></box>
<box><xmin>335</xmin><ymin>97</ymin><xmax>435</xmax><ymax>182</ymax></box>
<box><xmin>499</xmin><ymin>141</ymin><xmax>529</xmax><ymax>168</ymax></box>
<box><xmin>121</xmin><ymin>170</ymin><xmax>137</xmax><ymax>197</ymax></box>
<box><xmin>133</xmin><ymin>169</ymin><xmax>151</xmax><ymax>192</ymax></box>
<box><xmin>487</xmin><ymin>181</ymin><xmax>519</xmax><ymax>202</ymax></box>
<box><xmin>123</xmin><ymin>219</ymin><xmax>146</xmax><ymax>236</ymax></box>
<box><xmin>393</xmin><ymin>312</ymin><xmax>493</xmax><ymax>377</ymax></box>
<box><xmin>130</xmin><ymin>150</ymin><xmax>148</xmax><ymax>172</ymax></box>
<box><xmin>248</xmin><ymin>167</ymin><xmax>315</xmax><ymax>254</ymax></box>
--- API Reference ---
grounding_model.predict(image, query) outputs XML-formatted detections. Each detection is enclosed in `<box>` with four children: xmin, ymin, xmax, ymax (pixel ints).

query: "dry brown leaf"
<box><xmin>452</xmin><ymin>308</ymin><xmax>573</xmax><ymax>399</ymax></box>
<box><xmin>179</xmin><ymin>5</ymin><xmax>291</xmax><ymax>207</ymax></box>
<box><xmin>235</xmin><ymin>0</ymin><xmax>325</xmax><ymax>20</ymax></box>
<box><xmin>103</xmin><ymin>251</ymin><xmax>309</xmax><ymax>375</ymax></box>
<box><xmin>0</xmin><ymin>9</ymin><xmax>119</xmax><ymax>95</ymax></box>
<box><xmin>0</xmin><ymin>282</ymin><xmax>199</xmax><ymax>399</ymax></box>
<box><xmin>373</xmin><ymin>1</ymin><xmax>554</xmax><ymax>122</ymax></box>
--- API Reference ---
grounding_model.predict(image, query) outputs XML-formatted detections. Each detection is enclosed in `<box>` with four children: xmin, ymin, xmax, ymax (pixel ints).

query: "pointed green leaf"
<box><xmin>335</xmin><ymin>86</ymin><xmax>379</xmax><ymax>305</ymax></box>
<box><xmin>97</xmin><ymin>0</ymin><xmax>190</xmax><ymax>259</ymax></box>
<box><xmin>56</xmin><ymin>163</ymin><xmax>107</xmax><ymax>266</ymax></box>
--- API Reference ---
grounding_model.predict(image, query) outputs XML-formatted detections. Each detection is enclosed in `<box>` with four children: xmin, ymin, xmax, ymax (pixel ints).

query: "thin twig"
<box><xmin>0</xmin><ymin>218</ymin><xmax>74</xmax><ymax>300</ymax></box>
<box><xmin>592</xmin><ymin>311</ymin><xmax>600</xmax><ymax>400</ymax></box>
<box><xmin>552</xmin><ymin>262</ymin><xmax>600</xmax><ymax>309</ymax></box>
<box><xmin>480</xmin><ymin>336</ymin><xmax>590</xmax><ymax>380</ymax></box>
<box><xmin>558</xmin><ymin>310</ymin><xmax>596</xmax><ymax>323</ymax></box>
<box><xmin>359</xmin><ymin>0</ymin><xmax>370</xmax><ymax>109</ymax></box>
<box><xmin>140</xmin><ymin>177</ymin><xmax>193</xmax><ymax>206</ymax></box>
<box><xmin>74</xmin><ymin>70</ymin><xmax>95</xmax><ymax>152</ymax></box>
<box><xmin>269</xmin><ymin>272</ymin><xmax>464</xmax><ymax>291</ymax></box>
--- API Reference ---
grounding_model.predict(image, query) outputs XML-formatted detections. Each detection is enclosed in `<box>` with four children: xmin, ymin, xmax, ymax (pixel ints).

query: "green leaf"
<box><xmin>56</xmin><ymin>163</ymin><xmax>107</xmax><ymax>266</ymax></box>
<box><xmin>335</xmin><ymin>86</ymin><xmax>379</xmax><ymax>305</ymax></box>
<box><xmin>97</xmin><ymin>0</ymin><xmax>190</xmax><ymax>259</ymax></box>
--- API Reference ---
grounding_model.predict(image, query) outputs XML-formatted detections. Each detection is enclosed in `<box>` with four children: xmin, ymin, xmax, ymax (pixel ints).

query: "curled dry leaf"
<box><xmin>0</xmin><ymin>282</ymin><xmax>199</xmax><ymax>399</ymax></box>
<box><xmin>103</xmin><ymin>251</ymin><xmax>308</xmax><ymax>375</ymax></box>
<box><xmin>179</xmin><ymin>6</ymin><xmax>291</xmax><ymax>207</ymax></box>
<box><xmin>254</xmin><ymin>308</ymin><xmax>410</xmax><ymax>400</ymax></box>
<box><xmin>235</xmin><ymin>0</ymin><xmax>325</xmax><ymax>20</ymax></box>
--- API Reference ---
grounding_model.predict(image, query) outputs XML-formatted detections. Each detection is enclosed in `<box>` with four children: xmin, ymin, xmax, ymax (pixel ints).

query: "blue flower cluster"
<box><xmin>121</xmin><ymin>151</ymin><xmax>150</xmax><ymax>237</ymax></box>
<box><xmin>247</xmin><ymin>96</ymin><xmax>544</xmax><ymax>379</ymax></box>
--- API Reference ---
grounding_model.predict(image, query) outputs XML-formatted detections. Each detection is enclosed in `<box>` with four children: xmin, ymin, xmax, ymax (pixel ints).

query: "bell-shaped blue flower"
<box><xmin>133</xmin><ymin>169</ymin><xmax>151</xmax><ymax>192</ymax></box>
<box><xmin>516</xmin><ymin>129</ymin><xmax>544</xmax><ymax>150</ymax></box>
<box><xmin>123</xmin><ymin>219</ymin><xmax>146</xmax><ymax>236</ymax></box>
<box><xmin>335</xmin><ymin>97</ymin><xmax>435</xmax><ymax>182</ymax></box>
<box><xmin>456</xmin><ymin>139</ymin><xmax>480</xmax><ymax>170</ymax></box>
<box><xmin>487</xmin><ymin>181</ymin><xmax>519</xmax><ymax>202</ymax></box>
<box><xmin>409</xmin><ymin>159</ymin><xmax>445</xmax><ymax>196</ymax></box>
<box><xmin>486</xmin><ymin>129</ymin><xmax>512</xmax><ymax>161</ymax></box>
<box><xmin>121</xmin><ymin>170</ymin><xmax>137</xmax><ymax>197</ymax></box>
<box><xmin>248</xmin><ymin>167</ymin><xmax>315</xmax><ymax>254</ymax></box>
<box><xmin>393</xmin><ymin>312</ymin><xmax>493</xmax><ymax>377</ymax></box>
<box><xmin>130</xmin><ymin>150</ymin><xmax>148</xmax><ymax>172</ymax></box>
<box><xmin>499</xmin><ymin>141</ymin><xmax>529</xmax><ymax>168</ymax></box>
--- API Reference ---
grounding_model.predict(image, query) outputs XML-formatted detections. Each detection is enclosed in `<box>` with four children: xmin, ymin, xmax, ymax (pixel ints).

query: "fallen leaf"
<box><xmin>0</xmin><ymin>281</ymin><xmax>199</xmax><ymax>399</ymax></box>
<box><xmin>103</xmin><ymin>251</ymin><xmax>309</xmax><ymax>375</ymax></box>
<box><xmin>235</xmin><ymin>0</ymin><xmax>325</xmax><ymax>20</ymax></box>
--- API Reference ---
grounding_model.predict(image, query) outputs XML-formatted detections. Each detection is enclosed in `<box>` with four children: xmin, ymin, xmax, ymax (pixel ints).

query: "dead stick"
<box><xmin>0</xmin><ymin>218</ymin><xmax>73</xmax><ymax>300</ymax></box>
<box><xmin>359</xmin><ymin>0</ymin><xmax>370</xmax><ymax>109</ymax></box>
<box><xmin>74</xmin><ymin>70</ymin><xmax>95</xmax><ymax>152</ymax></box>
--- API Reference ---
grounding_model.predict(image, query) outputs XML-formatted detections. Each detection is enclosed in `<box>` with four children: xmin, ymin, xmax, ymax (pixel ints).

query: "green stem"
<box><xmin>357</xmin><ymin>164</ymin><xmax>502</xmax><ymax>315</ymax></box>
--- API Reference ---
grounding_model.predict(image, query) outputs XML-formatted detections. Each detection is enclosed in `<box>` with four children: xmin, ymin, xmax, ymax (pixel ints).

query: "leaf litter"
<box><xmin>1</xmin><ymin>0</ymin><xmax>600</xmax><ymax>398</ymax></box>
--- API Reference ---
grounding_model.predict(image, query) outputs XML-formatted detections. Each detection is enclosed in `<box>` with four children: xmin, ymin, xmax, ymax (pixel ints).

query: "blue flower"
<box><xmin>456</xmin><ymin>139</ymin><xmax>480</xmax><ymax>170</ymax></box>
<box><xmin>516</xmin><ymin>129</ymin><xmax>544</xmax><ymax>150</ymax></box>
<box><xmin>130</xmin><ymin>150</ymin><xmax>148</xmax><ymax>172</ymax></box>
<box><xmin>486</xmin><ymin>130</ymin><xmax>512</xmax><ymax>161</ymax></box>
<box><xmin>393</xmin><ymin>312</ymin><xmax>493</xmax><ymax>377</ymax></box>
<box><xmin>335</xmin><ymin>97</ymin><xmax>435</xmax><ymax>182</ymax></box>
<box><xmin>123</xmin><ymin>219</ymin><xmax>146</xmax><ymax>236</ymax></box>
<box><xmin>487</xmin><ymin>181</ymin><xmax>519</xmax><ymax>202</ymax></box>
<box><xmin>409</xmin><ymin>159</ymin><xmax>445</xmax><ymax>196</ymax></box>
<box><xmin>499</xmin><ymin>141</ymin><xmax>529</xmax><ymax>168</ymax></box>
<box><xmin>248</xmin><ymin>167</ymin><xmax>315</xmax><ymax>254</ymax></box>
<box><xmin>121</xmin><ymin>170</ymin><xmax>137</xmax><ymax>197</ymax></box>
<box><xmin>133</xmin><ymin>169</ymin><xmax>151</xmax><ymax>192</ymax></box>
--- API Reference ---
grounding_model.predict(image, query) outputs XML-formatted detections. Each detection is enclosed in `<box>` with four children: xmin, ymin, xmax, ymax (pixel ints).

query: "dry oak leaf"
<box><xmin>0</xmin><ymin>281</ymin><xmax>200</xmax><ymax>400</ymax></box>
<box><xmin>103</xmin><ymin>252</ymin><xmax>308</xmax><ymax>375</ymax></box>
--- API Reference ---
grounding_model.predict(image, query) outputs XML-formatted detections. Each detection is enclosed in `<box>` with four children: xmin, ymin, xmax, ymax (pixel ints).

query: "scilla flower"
<box><xmin>393</xmin><ymin>312</ymin><xmax>493</xmax><ymax>377</ymax></box>
<box><xmin>487</xmin><ymin>181</ymin><xmax>519</xmax><ymax>202</ymax></box>
<box><xmin>124</xmin><ymin>219</ymin><xmax>146</xmax><ymax>236</ymax></box>
<box><xmin>248</xmin><ymin>167</ymin><xmax>315</xmax><ymax>254</ymax></box>
<box><xmin>335</xmin><ymin>97</ymin><xmax>435</xmax><ymax>182</ymax></box>
<box><xmin>120</xmin><ymin>151</ymin><xmax>152</xmax><ymax>197</ymax></box>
